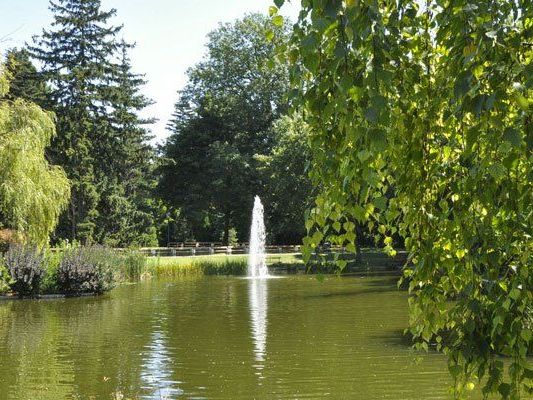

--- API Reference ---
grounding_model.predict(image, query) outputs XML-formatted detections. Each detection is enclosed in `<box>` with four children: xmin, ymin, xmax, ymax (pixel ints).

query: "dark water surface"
<box><xmin>0</xmin><ymin>275</ymin><xmax>482</xmax><ymax>399</ymax></box>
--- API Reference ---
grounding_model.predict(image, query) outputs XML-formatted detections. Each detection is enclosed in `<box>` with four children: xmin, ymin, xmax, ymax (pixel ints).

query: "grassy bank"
<box><xmin>1</xmin><ymin>247</ymin><xmax>404</xmax><ymax>297</ymax></box>
<box><xmin>145</xmin><ymin>253</ymin><xmax>303</xmax><ymax>277</ymax></box>
<box><xmin>144</xmin><ymin>249</ymin><xmax>404</xmax><ymax>277</ymax></box>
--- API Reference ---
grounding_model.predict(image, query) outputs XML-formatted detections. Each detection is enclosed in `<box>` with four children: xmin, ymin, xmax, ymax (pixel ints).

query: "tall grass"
<box><xmin>145</xmin><ymin>256</ymin><xmax>247</xmax><ymax>277</ymax></box>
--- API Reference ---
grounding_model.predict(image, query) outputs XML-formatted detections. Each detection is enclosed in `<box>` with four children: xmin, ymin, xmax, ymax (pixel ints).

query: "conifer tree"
<box><xmin>95</xmin><ymin>41</ymin><xmax>157</xmax><ymax>246</ymax></box>
<box><xmin>3</xmin><ymin>48</ymin><xmax>48</xmax><ymax>106</ymax></box>
<box><xmin>30</xmin><ymin>0</ymin><xmax>156</xmax><ymax>245</ymax></box>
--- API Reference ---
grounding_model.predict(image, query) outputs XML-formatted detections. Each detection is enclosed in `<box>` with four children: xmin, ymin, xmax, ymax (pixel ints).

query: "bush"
<box><xmin>4</xmin><ymin>244</ymin><xmax>45</xmax><ymax>297</ymax></box>
<box><xmin>57</xmin><ymin>246</ymin><xmax>116</xmax><ymax>295</ymax></box>
<box><xmin>40</xmin><ymin>249</ymin><xmax>62</xmax><ymax>294</ymax></box>
<box><xmin>0</xmin><ymin>262</ymin><xmax>11</xmax><ymax>295</ymax></box>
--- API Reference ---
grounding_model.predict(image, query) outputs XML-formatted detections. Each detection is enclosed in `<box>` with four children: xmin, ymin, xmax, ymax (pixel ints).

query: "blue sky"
<box><xmin>0</xmin><ymin>0</ymin><xmax>299</xmax><ymax>143</ymax></box>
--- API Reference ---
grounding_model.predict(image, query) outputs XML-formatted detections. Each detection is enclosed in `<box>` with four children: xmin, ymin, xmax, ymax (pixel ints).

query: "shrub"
<box><xmin>4</xmin><ymin>244</ymin><xmax>45</xmax><ymax>297</ymax></box>
<box><xmin>40</xmin><ymin>249</ymin><xmax>62</xmax><ymax>294</ymax></box>
<box><xmin>0</xmin><ymin>262</ymin><xmax>11</xmax><ymax>295</ymax></box>
<box><xmin>57</xmin><ymin>246</ymin><xmax>116</xmax><ymax>295</ymax></box>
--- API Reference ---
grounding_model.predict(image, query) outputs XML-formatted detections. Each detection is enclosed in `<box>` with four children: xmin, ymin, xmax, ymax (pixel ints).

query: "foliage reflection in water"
<box><xmin>0</xmin><ymin>275</ymin><xmax>490</xmax><ymax>399</ymax></box>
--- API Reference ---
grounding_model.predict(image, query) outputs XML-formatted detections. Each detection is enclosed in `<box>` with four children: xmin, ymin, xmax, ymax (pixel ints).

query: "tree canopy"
<box><xmin>158</xmin><ymin>13</ymin><xmax>291</xmax><ymax>244</ymax></box>
<box><xmin>0</xmin><ymin>66</ymin><xmax>70</xmax><ymax>246</ymax></box>
<box><xmin>29</xmin><ymin>0</ymin><xmax>157</xmax><ymax>246</ymax></box>
<box><xmin>278</xmin><ymin>0</ymin><xmax>532</xmax><ymax>397</ymax></box>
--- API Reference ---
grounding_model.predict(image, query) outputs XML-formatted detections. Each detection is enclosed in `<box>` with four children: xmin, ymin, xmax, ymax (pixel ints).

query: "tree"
<box><xmin>278</xmin><ymin>0</ymin><xmax>532</xmax><ymax>398</ymax></box>
<box><xmin>29</xmin><ymin>0</ymin><xmax>156</xmax><ymax>246</ymax></box>
<box><xmin>259</xmin><ymin>115</ymin><xmax>314</xmax><ymax>244</ymax></box>
<box><xmin>158</xmin><ymin>14</ymin><xmax>289</xmax><ymax>244</ymax></box>
<box><xmin>0</xmin><ymin>65</ymin><xmax>70</xmax><ymax>246</ymax></box>
<box><xmin>94</xmin><ymin>41</ymin><xmax>158</xmax><ymax>246</ymax></box>
<box><xmin>3</xmin><ymin>48</ymin><xmax>48</xmax><ymax>106</ymax></box>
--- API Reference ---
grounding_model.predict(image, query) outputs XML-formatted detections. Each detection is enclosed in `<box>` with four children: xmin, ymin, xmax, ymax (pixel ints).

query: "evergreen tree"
<box><xmin>3</xmin><ymin>48</ymin><xmax>48</xmax><ymax>106</ymax></box>
<box><xmin>95</xmin><ymin>41</ymin><xmax>157</xmax><ymax>246</ymax></box>
<box><xmin>30</xmin><ymin>0</ymin><xmax>156</xmax><ymax>245</ymax></box>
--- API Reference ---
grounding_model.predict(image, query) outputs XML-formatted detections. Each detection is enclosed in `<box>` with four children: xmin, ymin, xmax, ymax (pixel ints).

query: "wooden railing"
<box><xmin>138</xmin><ymin>244</ymin><xmax>305</xmax><ymax>257</ymax></box>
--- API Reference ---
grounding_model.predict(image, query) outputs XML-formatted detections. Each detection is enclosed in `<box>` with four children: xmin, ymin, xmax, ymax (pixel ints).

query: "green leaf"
<box><xmin>374</xmin><ymin>196</ymin><xmax>387</xmax><ymax>210</ymax></box>
<box><xmin>498</xmin><ymin>383</ymin><xmax>511</xmax><ymax>398</ymax></box>
<box><xmin>503</xmin><ymin>128</ymin><xmax>522</xmax><ymax>147</ymax></box>
<box><xmin>370</xmin><ymin>128</ymin><xmax>387</xmax><ymax>151</ymax></box>
<box><xmin>365</xmin><ymin>107</ymin><xmax>378</xmax><ymax>123</ymax></box>
<box><xmin>272</xmin><ymin>15</ymin><xmax>284</xmax><ymax>27</ymax></box>
<box><xmin>274</xmin><ymin>0</ymin><xmax>285</xmax><ymax>7</ymax></box>
<box><xmin>514</xmin><ymin>94</ymin><xmax>529</xmax><ymax>111</ymax></box>
<box><xmin>488</xmin><ymin>163</ymin><xmax>507</xmax><ymax>180</ymax></box>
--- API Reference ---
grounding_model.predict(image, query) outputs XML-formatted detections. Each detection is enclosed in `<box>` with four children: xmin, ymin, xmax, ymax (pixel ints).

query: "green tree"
<box><xmin>158</xmin><ymin>14</ymin><xmax>289</xmax><ymax>244</ymax></box>
<box><xmin>279</xmin><ymin>0</ymin><xmax>532</xmax><ymax>397</ymax></box>
<box><xmin>3</xmin><ymin>48</ymin><xmax>48</xmax><ymax>106</ymax></box>
<box><xmin>259</xmin><ymin>115</ymin><xmax>314</xmax><ymax>244</ymax></box>
<box><xmin>94</xmin><ymin>41</ymin><xmax>158</xmax><ymax>246</ymax></box>
<box><xmin>0</xmin><ymin>66</ymin><xmax>70</xmax><ymax>246</ymax></box>
<box><xmin>30</xmin><ymin>0</ymin><xmax>156</xmax><ymax>246</ymax></box>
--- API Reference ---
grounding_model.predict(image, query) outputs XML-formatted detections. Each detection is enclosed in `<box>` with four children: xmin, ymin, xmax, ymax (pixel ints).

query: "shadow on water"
<box><xmin>303</xmin><ymin>286</ymin><xmax>395</xmax><ymax>299</ymax></box>
<box><xmin>375</xmin><ymin>328</ymin><xmax>415</xmax><ymax>348</ymax></box>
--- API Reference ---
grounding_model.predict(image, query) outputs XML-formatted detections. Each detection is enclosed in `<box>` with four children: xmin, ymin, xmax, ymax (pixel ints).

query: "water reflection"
<box><xmin>248</xmin><ymin>278</ymin><xmax>268</xmax><ymax>367</ymax></box>
<box><xmin>140</xmin><ymin>325</ymin><xmax>183</xmax><ymax>399</ymax></box>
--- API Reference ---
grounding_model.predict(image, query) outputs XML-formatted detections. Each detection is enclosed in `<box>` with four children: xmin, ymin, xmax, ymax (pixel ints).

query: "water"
<box><xmin>247</xmin><ymin>196</ymin><xmax>269</xmax><ymax>278</ymax></box>
<box><xmin>0</xmin><ymin>275</ymin><xmax>488</xmax><ymax>399</ymax></box>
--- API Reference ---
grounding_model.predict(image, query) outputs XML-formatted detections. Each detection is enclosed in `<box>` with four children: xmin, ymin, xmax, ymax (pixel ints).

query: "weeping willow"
<box><xmin>0</xmin><ymin>66</ymin><xmax>70</xmax><ymax>246</ymax></box>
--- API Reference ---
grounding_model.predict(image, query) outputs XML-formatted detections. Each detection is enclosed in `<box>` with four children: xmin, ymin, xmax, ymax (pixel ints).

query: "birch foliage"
<box><xmin>275</xmin><ymin>0</ymin><xmax>533</xmax><ymax>397</ymax></box>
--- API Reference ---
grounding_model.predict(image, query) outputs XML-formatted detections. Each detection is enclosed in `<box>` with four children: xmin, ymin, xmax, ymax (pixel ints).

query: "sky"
<box><xmin>0</xmin><ymin>0</ymin><xmax>300</xmax><ymax>144</ymax></box>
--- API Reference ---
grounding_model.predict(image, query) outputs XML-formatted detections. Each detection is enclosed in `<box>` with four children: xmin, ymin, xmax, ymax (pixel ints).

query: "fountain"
<box><xmin>247</xmin><ymin>196</ymin><xmax>269</xmax><ymax>278</ymax></box>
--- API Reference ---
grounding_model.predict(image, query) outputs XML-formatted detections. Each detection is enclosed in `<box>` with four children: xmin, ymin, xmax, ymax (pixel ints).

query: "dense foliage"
<box><xmin>3</xmin><ymin>48</ymin><xmax>48</xmax><ymax>106</ymax></box>
<box><xmin>57</xmin><ymin>246</ymin><xmax>116</xmax><ymax>295</ymax></box>
<box><xmin>0</xmin><ymin>66</ymin><xmax>70</xmax><ymax>246</ymax></box>
<box><xmin>4</xmin><ymin>244</ymin><xmax>44</xmax><ymax>297</ymax></box>
<box><xmin>259</xmin><ymin>114</ymin><xmax>314</xmax><ymax>243</ymax></box>
<box><xmin>0</xmin><ymin>243</ymin><xmax>149</xmax><ymax>296</ymax></box>
<box><xmin>28</xmin><ymin>0</ymin><xmax>157</xmax><ymax>246</ymax></box>
<box><xmin>158</xmin><ymin>14</ymin><xmax>294</xmax><ymax>244</ymax></box>
<box><xmin>278</xmin><ymin>0</ymin><xmax>532</xmax><ymax>397</ymax></box>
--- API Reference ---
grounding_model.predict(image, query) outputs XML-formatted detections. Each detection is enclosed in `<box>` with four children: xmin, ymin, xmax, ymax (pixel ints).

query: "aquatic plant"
<box><xmin>120</xmin><ymin>249</ymin><xmax>147</xmax><ymax>280</ymax></box>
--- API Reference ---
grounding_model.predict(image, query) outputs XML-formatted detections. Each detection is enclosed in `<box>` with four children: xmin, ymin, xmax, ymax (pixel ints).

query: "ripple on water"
<box><xmin>0</xmin><ymin>275</ymin><xmax>484</xmax><ymax>399</ymax></box>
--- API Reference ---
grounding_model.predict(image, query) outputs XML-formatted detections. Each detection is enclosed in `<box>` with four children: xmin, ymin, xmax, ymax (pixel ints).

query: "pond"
<box><xmin>0</xmin><ymin>274</ymin><xmax>481</xmax><ymax>399</ymax></box>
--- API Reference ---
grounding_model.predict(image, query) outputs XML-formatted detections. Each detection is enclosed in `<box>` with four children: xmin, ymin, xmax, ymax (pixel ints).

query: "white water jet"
<box><xmin>247</xmin><ymin>196</ymin><xmax>269</xmax><ymax>278</ymax></box>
